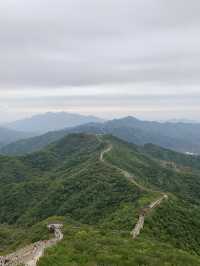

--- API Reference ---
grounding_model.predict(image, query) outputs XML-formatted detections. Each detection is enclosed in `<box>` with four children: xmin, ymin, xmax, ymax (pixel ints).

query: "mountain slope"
<box><xmin>142</xmin><ymin>143</ymin><xmax>200</xmax><ymax>172</ymax></box>
<box><xmin>0</xmin><ymin>134</ymin><xmax>144</xmax><ymax>225</ymax></box>
<box><xmin>0</xmin><ymin>128</ymin><xmax>71</xmax><ymax>155</ymax></box>
<box><xmin>0</xmin><ymin>127</ymin><xmax>34</xmax><ymax>148</ymax></box>
<box><xmin>1</xmin><ymin>133</ymin><xmax>200</xmax><ymax>265</ymax></box>
<box><xmin>6</xmin><ymin>112</ymin><xmax>103</xmax><ymax>133</ymax></box>
<box><xmin>2</xmin><ymin>116</ymin><xmax>200</xmax><ymax>156</ymax></box>
<box><xmin>38</xmin><ymin>223</ymin><xmax>200</xmax><ymax>266</ymax></box>
<box><xmin>91</xmin><ymin>116</ymin><xmax>200</xmax><ymax>154</ymax></box>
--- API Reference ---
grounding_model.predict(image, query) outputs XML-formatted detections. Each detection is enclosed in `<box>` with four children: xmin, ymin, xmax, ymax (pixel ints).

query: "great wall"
<box><xmin>0</xmin><ymin>224</ymin><xmax>63</xmax><ymax>266</ymax></box>
<box><xmin>99</xmin><ymin>139</ymin><xmax>168</xmax><ymax>239</ymax></box>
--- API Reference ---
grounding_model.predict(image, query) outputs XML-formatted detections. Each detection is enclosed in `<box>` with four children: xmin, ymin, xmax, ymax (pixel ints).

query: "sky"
<box><xmin>0</xmin><ymin>0</ymin><xmax>200</xmax><ymax>123</ymax></box>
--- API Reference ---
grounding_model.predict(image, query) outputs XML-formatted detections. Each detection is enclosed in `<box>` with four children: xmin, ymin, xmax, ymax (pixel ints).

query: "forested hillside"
<box><xmin>0</xmin><ymin>133</ymin><xmax>200</xmax><ymax>265</ymax></box>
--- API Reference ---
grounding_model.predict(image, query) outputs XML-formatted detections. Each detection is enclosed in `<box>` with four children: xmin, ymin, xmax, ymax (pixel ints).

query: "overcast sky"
<box><xmin>0</xmin><ymin>0</ymin><xmax>200</xmax><ymax>122</ymax></box>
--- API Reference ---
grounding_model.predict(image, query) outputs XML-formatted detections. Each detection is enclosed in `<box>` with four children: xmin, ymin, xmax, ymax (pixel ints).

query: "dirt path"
<box><xmin>99</xmin><ymin>140</ymin><xmax>168</xmax><ymax>239</ymax></box>
<box><xmin>0</xmin><ymin>224</ymin><xmax>63</xmax><ymax>266</ymax></box>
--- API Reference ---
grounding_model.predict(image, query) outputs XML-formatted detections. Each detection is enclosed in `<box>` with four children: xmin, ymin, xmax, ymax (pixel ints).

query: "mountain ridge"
<box><xmin>5</xmin><ymin>112</ymin><xmax>104</xmax><ymax>134</ymax></box>
<box><xmin>2</xmin><ymin>116</ymin><xmax>200</xmax><ymax>155</ymax></box>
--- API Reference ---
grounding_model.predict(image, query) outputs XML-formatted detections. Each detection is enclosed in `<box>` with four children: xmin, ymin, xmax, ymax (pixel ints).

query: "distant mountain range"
<box><xmin>0</xmin><ymin>127</ymin><xmax>35</xmax><ymax>148</ymax></box>
<box><xmin>164</xmin><ymin>119</ymin><xmax>200</xmax><ymax>124</ymax></box>
<box><xmin>5</xmin><ymin>112</ymin><xmax>104</xmax><ymax>134</ymax></box>
<box><xmin>1</xmin><ymin>116</ymin><xmax>200</xmax><ymax>155</ymax></box>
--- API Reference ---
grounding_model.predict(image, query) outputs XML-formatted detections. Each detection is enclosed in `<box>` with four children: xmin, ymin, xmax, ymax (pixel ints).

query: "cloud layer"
<box><xmin>0</xmin><ymin>0</ymin><xmax>200</xmax><ymax>121</ymax></box>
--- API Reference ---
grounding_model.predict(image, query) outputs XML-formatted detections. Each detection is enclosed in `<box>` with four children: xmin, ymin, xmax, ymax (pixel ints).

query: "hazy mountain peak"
<box><xmin>120</xmin><ymin>116</ymin><xmax>139</xmax><ymax>121</ymax></box>
<box><xmin>5</xmin><ymin>112</ymin><xmax>104</xmax><ymax>134</ymax></box>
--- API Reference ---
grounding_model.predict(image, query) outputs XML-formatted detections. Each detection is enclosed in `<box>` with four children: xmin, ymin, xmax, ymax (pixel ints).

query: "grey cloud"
<box><xmin>0</xmin><ymin>0</ymin><xmax>200</xmax><ymax>88</ymax></box>
<box><xmin>0</xmin><ymin>0</ymin><xmax>200</xmax><ymax>121</ymax></box>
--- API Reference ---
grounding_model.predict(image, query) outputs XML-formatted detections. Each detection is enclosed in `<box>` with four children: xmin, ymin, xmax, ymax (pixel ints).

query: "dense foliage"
<box><xmin>144</xmin><ymin>198</ymin><xmax>200</xmax><ymax>255</ymax></box>
<box><xmin>104</xmin><ymin>135</ymin><xmax>200</xmax><ymax>204</ymax></box>
<box><xmin>0</xmin><ymin>133</ymin><xmax>200</xmax><ymax>265</ymax></box>
<box><xmin>143</xmin><ymin>143</ymin><xmax>200</xmax><ymax>171</ymax></box>
<box><xmin>38</xmin><ymin>223</ymin><xmax>200</xmax><ymax>266</ymax></box>
<box><xmin>0</xmin><ymin>134</ymin><xmax>144</xmax><ymax>226</ymax></box>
